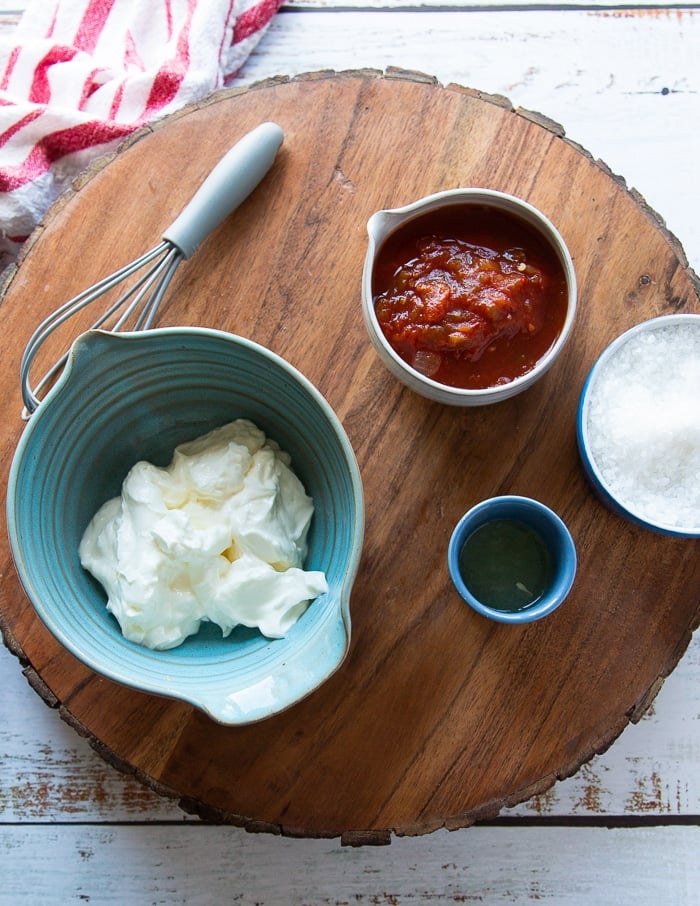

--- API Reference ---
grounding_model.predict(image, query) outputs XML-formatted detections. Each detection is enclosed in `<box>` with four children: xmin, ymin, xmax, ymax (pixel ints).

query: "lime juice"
<box><xmin>458</xmin><ymin>518</ymin><xmax>552</xmax><ymax>612</ymax></box>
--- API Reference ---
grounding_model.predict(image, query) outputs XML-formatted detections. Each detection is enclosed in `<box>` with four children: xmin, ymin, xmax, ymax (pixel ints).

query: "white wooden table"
<box><xmin>1</xmin><ymin>1</ymin><xmax>699</xmax><ymax>902</ymax></box>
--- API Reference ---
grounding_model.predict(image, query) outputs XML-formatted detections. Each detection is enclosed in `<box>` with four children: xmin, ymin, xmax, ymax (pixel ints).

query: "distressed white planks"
<box><xmin>288</xmin><ymin>0</ymin><xmax>697</xmax><ymax>9</ymax></box>
<box><xmin>2</xmin><ymin>823</ymin><xmax>700</xmax><ymax>905</ymax></box>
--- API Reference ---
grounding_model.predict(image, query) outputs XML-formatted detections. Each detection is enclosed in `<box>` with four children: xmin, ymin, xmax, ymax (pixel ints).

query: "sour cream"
<box><xmin>79</xmin><ymin>419</ymin><xmax>328</xmax><ymax>650</ymax></box>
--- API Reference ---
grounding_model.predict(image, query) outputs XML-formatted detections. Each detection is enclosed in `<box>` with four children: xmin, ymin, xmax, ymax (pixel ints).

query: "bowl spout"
<box><xmin>366</xmin><ymin>208</ymin><xmax>405</xmax><ymax>249</ymax></box>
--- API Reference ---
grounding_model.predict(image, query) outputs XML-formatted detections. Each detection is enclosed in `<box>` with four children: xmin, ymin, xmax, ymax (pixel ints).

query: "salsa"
<box><xmin>372</xmin><ymin>205</ymin><xmax>569</xmax><ymax>389</ymax></box>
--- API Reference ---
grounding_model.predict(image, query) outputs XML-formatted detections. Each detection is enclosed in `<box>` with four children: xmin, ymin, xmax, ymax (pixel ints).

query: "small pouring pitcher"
<box><xmin>361</xmin><ymin>188</ymin><xmax>578</xmax><ymax>406</ymax></box>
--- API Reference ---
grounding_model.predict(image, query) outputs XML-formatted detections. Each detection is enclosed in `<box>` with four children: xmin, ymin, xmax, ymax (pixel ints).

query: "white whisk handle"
<box><xmin>162</xmin><ymin>121</ymin><xmax>284</xmax><ymax>258</ymax></box>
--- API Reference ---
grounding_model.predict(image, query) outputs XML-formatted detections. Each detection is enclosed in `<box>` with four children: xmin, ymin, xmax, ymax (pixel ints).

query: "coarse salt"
<box><xmin>585</xmin><ymin>320</ymin><xmax>700</xmax><ymax>531</ymax></box>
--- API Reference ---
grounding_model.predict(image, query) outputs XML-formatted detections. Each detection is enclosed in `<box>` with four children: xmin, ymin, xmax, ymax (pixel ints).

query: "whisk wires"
<box><xmin>21</xmin><ymin>241</ymin><xmax>183</xmax><ymax>416</ymax></box>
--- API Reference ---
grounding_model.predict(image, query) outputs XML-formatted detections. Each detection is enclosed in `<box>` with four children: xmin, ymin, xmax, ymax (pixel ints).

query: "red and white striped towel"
<box><xmin>0</xmin><ymin>0</ymin><xmax>282</xmax><ymax>270</ymax></box>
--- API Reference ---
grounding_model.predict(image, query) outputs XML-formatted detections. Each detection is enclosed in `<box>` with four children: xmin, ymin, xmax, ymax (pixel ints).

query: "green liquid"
<box><xmin>458</xmin><ymin>518</ymin><xmax>552</xmax><ymax>612</ymax></box>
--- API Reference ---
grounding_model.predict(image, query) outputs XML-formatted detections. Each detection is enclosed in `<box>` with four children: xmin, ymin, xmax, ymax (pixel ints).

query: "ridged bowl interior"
<box><xmin>7</xmin><ymin>328</ymin><xmax>364</xmax><ymax>724</ymax></box>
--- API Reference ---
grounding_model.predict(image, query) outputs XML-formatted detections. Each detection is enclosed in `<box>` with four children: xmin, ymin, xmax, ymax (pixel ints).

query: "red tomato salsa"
<box><xmin>372</xmin><ymin>204</ymin><xmax>569</xmax><ymax>389</ymax></box>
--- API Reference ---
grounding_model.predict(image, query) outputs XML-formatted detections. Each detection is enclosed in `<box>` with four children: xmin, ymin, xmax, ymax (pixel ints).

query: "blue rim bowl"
<box><xmin>577</xmin><ymin>314</ymin><xmax>700</xmax><ymax>538</ymax></box>
<box><xmin>448</xmin><ymin>495</ymin><xmax>577</xmax><ymax>623</ymax></box>
<box><xmin>7</xmin><ymin>327</ymin><xmax>365</xmax><ymax>724</ymax></box>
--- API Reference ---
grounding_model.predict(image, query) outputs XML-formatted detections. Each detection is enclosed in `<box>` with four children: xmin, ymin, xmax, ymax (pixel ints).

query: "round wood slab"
<box><xmin>1</xmin><ymin>70</ymin><xmax>699</xmax><ymax>845</ymax></box>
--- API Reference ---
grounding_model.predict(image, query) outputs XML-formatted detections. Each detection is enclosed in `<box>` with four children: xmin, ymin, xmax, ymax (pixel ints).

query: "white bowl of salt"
<box><xmin>577</xmin><ymin>313</ymin><xmax>700</xmax><ymax>538</ymax></box>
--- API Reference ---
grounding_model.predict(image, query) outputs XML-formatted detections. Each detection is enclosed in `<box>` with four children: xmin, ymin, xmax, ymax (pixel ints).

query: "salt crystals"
<box><xmin>585</xmin><ymin>319</ymin><xmax>700</xmax><ymax>531</ymax></box>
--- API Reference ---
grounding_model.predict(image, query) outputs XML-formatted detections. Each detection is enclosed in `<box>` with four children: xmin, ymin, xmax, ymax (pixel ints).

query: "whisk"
<box><xmin>20</xmin><ymin>121</ymin><xmax>284</xmax><ymax>416</ymax></box>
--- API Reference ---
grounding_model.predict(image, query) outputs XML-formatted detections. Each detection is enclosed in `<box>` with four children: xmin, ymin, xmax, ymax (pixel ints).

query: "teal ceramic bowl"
<box><xmin>7</xmin><ymin>328</ymin><xmax>364</xmax><ymax>724</ymax></box>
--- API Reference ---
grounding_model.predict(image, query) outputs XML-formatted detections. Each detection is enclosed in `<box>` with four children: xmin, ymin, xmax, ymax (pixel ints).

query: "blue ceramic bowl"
<box><xmin>577</xmin><ymin>314</ymin><xmax>700</xmax><ymax>538</ymax></box>
<box><xmin>7</xmin><ymin>328</ymin><xmax>364</xmax><ymax>724</ymax></box>
<box><xmin>448</xmin><ymin>496</ymin><xmax>577</xmax><ymax>623</ymax></box>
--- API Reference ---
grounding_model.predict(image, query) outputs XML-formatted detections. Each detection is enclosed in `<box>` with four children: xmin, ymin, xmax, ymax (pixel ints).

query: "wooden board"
<box><xmin>1</xmin><ymin>70</ymin><xmax>699</xmax><ymax>844</ymax></box>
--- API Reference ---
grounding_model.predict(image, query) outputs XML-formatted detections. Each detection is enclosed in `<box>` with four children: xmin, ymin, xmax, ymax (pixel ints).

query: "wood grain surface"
<box><xmin>1</xmin><ymin>71</ymin><xmax>699</xmax><ymax>843</ymax></box>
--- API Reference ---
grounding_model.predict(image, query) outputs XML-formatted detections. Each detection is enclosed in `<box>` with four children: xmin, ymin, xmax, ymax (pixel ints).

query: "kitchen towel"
<box><xmin>0</xmin><ymin>0</ymin><xmax>282</xmax><ymax>270</ymax></box>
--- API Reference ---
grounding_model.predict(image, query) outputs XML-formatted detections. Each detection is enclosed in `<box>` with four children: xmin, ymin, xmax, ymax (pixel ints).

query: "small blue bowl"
<box><xmin>448</xmin><ymin>496</ymin><xmax>577</xmax><ymax>623</ymax></box>
<box><xmin>7</xmin><ymin>328</ymin><xmax>364</xmax><ymax>724</ymax></box>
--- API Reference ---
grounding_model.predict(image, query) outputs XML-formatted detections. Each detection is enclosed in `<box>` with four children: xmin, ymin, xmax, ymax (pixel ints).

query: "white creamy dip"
<box><xmin>79</xmin><ymin>419</ymin><xmax>328</xmax><ymax>650</ymax></box>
